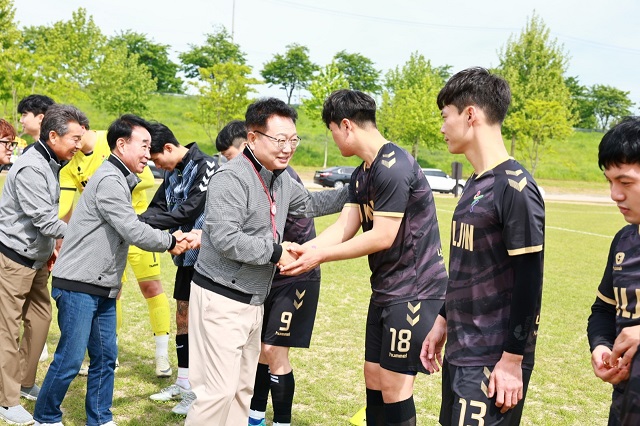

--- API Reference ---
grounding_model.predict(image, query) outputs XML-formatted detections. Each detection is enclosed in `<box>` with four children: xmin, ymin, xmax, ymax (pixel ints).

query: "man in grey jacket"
<box><xmin>0</xmin><ymin>104</ymin><xmax>88</xmax><ymax>426</ymax></box>
<box><xmin>186</xmin><ymin>99</ymin><xmax>347</xmax><ymax>425</ymax></box>
<box><xmin>33</xmin><ymin>114</ymin><xmax>189</xmax><ymax>426</ymax></box>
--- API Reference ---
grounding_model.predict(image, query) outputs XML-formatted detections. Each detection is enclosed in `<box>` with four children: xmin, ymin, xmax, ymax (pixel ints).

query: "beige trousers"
<box><xmin>186</xmin><ymin>282</ymin><xmax>263</xmax><ymax>425</ymax></box>
<box><xmin>0</xmin><ymin>253</ymin><xmax>51</xmax><ymax>406</ymax></box>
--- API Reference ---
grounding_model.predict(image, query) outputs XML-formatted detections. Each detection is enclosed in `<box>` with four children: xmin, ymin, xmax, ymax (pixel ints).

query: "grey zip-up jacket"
<box><xmin>52</xmin><ymin>155</ymin><xmax>176</xmax><ymax>298</ymax></box>
<box><xmin>0</xmin><ymin>141</ymin><xmax>67</xmax><ymax>269</ymax></box>
<box><xmin>194</xmin><ymin>147</ymin><xmax>348</xmax><ymax>305</ymax></box>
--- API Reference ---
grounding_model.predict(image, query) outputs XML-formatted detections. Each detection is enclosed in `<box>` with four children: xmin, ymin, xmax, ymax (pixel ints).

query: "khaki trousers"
<box><xmin>186</xmin><ymin>283</ymin><xmax>263</xmax><ymax>425</ymax></box>
<box><xmin>0</xmin><ymin>253</ymin><xmax>51</xmax><ymax>406</ymax></box>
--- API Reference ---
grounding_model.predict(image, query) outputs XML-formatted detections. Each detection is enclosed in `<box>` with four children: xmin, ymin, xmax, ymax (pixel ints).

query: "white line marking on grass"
<box><xmin>547</xmin><ymin>226</ymin><xmax>612</xmax><ymax>238</ymax></box>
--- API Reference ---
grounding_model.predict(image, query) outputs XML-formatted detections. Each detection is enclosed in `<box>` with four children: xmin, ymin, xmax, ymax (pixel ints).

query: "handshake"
<box><xmin>169</xmin><ymin>229</ymin><xmax>202</xmax><ymax>255</ymax></box>
<box><xmin>277</xmin><ymin>241</ymin><xmax>320</xmax><ymax>276</ymax></box>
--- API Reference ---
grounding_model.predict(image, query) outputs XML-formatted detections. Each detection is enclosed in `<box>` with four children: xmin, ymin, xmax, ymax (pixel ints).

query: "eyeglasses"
<box><xmin>253</xmin><ymin>130</ymin><xmax>301</xmax><ymax>150</ymax></box>
<box><xmin>0</xmin><ymin>140</ymin><xmax>18</xmax><ymax>150</ymax></box>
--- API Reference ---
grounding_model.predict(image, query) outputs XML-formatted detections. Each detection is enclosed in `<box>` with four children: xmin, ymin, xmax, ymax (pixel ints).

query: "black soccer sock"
<box><xmin>175</xmin><ymin>333</ymin><xmax>189</xmax><ymax>368</ymax></box>
<box><xmin>385</xmin><ymin>395</ymin><xmax>416</xmax><ymax>426</ymax></box>
<box><xmin>250</xmin><ymin>363</ymin><xmax>271</xmax><ymax>412</ymax></box>
<box><xmin>271</xmin><ymin>370</ymin><xmax>295</xmax><ymax>424</ymax></box>
<box><xmin>366</xmin><ymin>388</ymin><xmax>385</xmax><ymax>426</ymax></box>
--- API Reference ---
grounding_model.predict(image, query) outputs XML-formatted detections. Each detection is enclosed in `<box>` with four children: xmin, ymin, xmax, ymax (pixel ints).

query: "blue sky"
<box><xmin>13</xmin><ymin>0</ymin><xmax>640</xmax><ymax>111</ymax></box>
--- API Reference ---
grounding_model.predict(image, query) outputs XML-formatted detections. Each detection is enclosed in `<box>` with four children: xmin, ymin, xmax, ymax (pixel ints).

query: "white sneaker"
<box><xmin>171</xmin><ymin>390</ymin><xmax>196</xmax><ymax>416</ymax></box>
<box><xmin>39</xmin><ymin>346</ymin><xmax>48</xmax><ymax>362</ymax></box>
<box><xmin>149</xmin><ymin>384</ymin><xmax>183</xmax><ymax>402</ymax></box>
<box><xmin>34</xmin><ymin>422</ymin><xmax>64</xmax><ymax>426</ymax></box>
<box><xmin>155</xmin><ymin>355</ymin><xmax>172</xmax><ymax>378</ymax></box>
<box><xmin>0</xmin><ymin>405</ymin><xmax>34</xmax><ymax>425</ymax></box>
<box><xmin>78</xmin><ymin>358</ymin><xmax>119</xmax><ymax>377</ymax></box>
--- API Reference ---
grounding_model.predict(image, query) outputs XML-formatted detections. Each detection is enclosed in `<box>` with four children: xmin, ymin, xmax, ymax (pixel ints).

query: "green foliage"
<box><xmin>88</xmin><ymin>45</ymin><xmax>156</xmax><ymax>116</ymax></box>
<box><xmin>591</xmin><ymin>84</ymin><xmax>634</xmax><ymax>130</ymax></box>
<box><xmin>378</xmin><ymin>52</ymin><xmax>445</xmax><ymax>160</ymax></box>
<box><xmin>566</xmin><ymin>76</ymin><xmax>597</xmax><ymax>129</ymax></box>
<box><xmin>261</xmin><ymin>43</ymin><xmax>319</xmax><ymax>105</ymax></box>
<box><xmin>332</xmin><ymin>50</ymin><xmax>381</xmax><ymax>94</ymax></box>
<box><xmin>178</xmin><ymin>25</ymin><xmax>246</xmax><ymax>80</ymax></box>
<box><xmin>0</xmin><ymin>0</ymin><xmax>27</xmax><ymax>123</ymax></box>
<box><xmin>496</xmin><ymin>12</ymin><xmax>573</xmax><ymax>159</ymax></box>
<box><xmin>510</xmin><ymin>99</ymin><xmax>573</xmax><ymax>175</ymax></box>
<box><xmin>187</xmin><ymin>62</ymin><xmax>260</xmax><ymax>143</ymax></box>
<box><xmin>109</xmin><ymin>30</ymin><xmax>183</xmax><ymax>94</ymax></box>
<box><xmin>300</xmin><ymin>62</ymin><xmax>349</xmax><ymax>167</ymax></box>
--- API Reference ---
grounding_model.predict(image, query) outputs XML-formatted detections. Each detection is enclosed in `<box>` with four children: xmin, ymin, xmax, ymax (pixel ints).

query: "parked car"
<box><xmin>313</xmin><ymin>166</ymin><xmax>356</xmax><ymax>188</ymax></box>
<box><xmin>421</xmin><ymin>168</ymin><xmax>466</xmax><ymax>194</ymax></box>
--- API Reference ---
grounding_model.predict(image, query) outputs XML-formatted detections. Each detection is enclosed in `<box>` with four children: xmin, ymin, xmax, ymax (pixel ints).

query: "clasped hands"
<box><xmin>276</xmin><ymin>242</ymin><xmax>321</xmax><ymax>275</ymax></box>
<box><xmin>169</xmin><ymin>229</ymin><xmax>202</xmax><ymax>255</ymax></box>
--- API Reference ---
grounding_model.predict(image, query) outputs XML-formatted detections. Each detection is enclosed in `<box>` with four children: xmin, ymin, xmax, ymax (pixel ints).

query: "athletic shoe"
<box><xmin>85</xmin><ymin>422</ymin><xmax>116</xmax><ymax>426</ymax></box>
<box><xmin>171</xmin><ymin>390</ymin><xmax>196</xmax><ymax>416</ymax></box>
<box><xmin>39</xmin><ymin>346</ymin><xmax>48</xmax><ymax>362</ymax></box>
<box><xmin>20</xmin><ymin>384</ymin><xmax>40</xmax><ymax>401</ymax></box>
<box><xmin>155</xmin><ymin>355</ymin><xmax>172</xmax><ymax>378</ymax></box>
<box><xmin>34</xmin><ymin>422</ymin><xmax>64</xmax><ymax>426</ymax></box>
<box><xmin>248</xmin><ymin>417</ymin><xmax>266</xmax><ymax>426</ymax></box>
<box><xmin>78</xmin><ymin>358</ymin><xmax>119</xmax><ymax>377</ymax></box>
<box><xmin>149</xmin><ymin>384</ymin><xmax>183</xmax><ymax>402</ymax></box>
<box><xmin>0</xmin><ymin>405</ymin><xmax>34</xmax><ymax>425</ymax></box>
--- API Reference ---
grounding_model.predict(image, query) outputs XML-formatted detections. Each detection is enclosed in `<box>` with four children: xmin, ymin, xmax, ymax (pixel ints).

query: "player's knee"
<box><xmin>139</xmin><ymin>280</ymin><xmax>163</xmax><ymax>297</ymax></box>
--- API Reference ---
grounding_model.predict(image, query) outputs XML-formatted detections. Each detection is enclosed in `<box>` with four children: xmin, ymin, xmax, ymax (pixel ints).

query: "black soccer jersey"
<box><xmin>444</xmin><ymin>159</ymin><xmax>545</xmax><ymax>369</ymax></box>
<box><xmin>347</xmin><ymin>142</ymin><xmax>447</xmax><ymax>306</ymax></box>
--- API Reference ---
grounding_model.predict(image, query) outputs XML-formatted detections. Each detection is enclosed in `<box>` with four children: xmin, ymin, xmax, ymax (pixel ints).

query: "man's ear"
<box><xmin>163</xmin><ymin>143</ymin><xmax>173</xmax><ymax>153</ymax></box>
<box><xmin>466</xmin><ymin>106</ymin><xmax>478</xmax><ymax>125</ymax></box>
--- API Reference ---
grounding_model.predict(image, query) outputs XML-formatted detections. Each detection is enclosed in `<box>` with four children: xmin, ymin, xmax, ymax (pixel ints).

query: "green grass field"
<box><xmin>0</xmin><ymin>172</ymin><xmax>620</xmax><ymax>425</ymax></box>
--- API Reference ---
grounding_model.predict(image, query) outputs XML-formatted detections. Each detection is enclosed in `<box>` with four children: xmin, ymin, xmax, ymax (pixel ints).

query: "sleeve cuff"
<box><xmin>168</xmin><ymin>235</ymin><xmax>177</xmax><ymax>251</ymax></box>
<box><xmin>270</xmin><ymin>243</ymin><xmax>282</xmax><ymax>264</ymax></box>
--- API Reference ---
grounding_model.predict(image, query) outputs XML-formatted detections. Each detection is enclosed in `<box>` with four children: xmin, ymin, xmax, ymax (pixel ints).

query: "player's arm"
<box><xmin>58</xmin><ymin>163</ymin><xmax>79</xmax><ymax>221</ymax></box>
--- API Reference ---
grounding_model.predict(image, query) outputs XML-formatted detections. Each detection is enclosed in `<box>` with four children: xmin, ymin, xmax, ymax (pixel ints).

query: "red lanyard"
<box><xmin>248</xmin><ymin>159</ymin><xmax>278</xmax><ymax>242</ymax></box>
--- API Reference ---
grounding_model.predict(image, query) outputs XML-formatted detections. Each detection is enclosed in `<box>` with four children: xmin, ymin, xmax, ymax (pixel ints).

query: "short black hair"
<box><xmin>106</xmin><ymin>114</ymin><xmax>152</xmax><ymax>150</ymax></box>
<box><xmin>437</xmin><ymin>67</ymin><xmax>511</xmax><ymax>125</ymax></box>
<box><xmin>598</xmin><ymin>117</ymin><xmax>640</xmax><ymax>170</ymax></box>
<box><xmin>40</xmin><ymin>104</ymin><xmax>89</xmax><ymax>142</ymax></box>
<box><xmin>216</xmin><ymin>120</ymin><xmax>247</xmax><ymax>152</ymax></box>
<box><xmin>17</xmin><ymin>94</ymin><xmax>55</xmax><ymax>116</ymax></box>
<box><xmin>321</xmin><ymin>89</ymin><xmax>377</xmax><ymax>129</ymax></box>
<box><xmin>149</xmin><ymin>122</ymin><xmax>179</xmax><ymax>154</ymax></box>
<box><xmin>245</xmin><ymin>98</ymin><xmax>297</xmax><ymax>131</ymax></box>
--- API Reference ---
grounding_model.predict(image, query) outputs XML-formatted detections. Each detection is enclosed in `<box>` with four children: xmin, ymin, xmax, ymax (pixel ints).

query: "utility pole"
<box><xmin>231</xmin><ymin>0</ymin><xmax>236</xmax><ymax>41</ymax></box>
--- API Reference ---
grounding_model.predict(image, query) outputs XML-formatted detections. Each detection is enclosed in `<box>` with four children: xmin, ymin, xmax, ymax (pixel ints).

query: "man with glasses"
<box><xmin>0</xmin><ymin>105</ymin><xmax>88</xmax><ymax>426</ymax></box>
<box><xmin>0</xmin><ymin>119</ymin><xmax>18</xmax><ymax>167</ymax></box>
<box><xmin>186</xmin><ymin>98</ymin><xmax>347</xmax><ymax>425</ymax></box>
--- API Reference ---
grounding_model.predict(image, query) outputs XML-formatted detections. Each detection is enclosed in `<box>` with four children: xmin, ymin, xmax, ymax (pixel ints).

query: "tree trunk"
<box><xmin>510</xmin><ymin>135</ymin><xmax>516</xmax><ymax>156</ymax></box>
<box><xmin>412</xmin><ymin>137</ymin><xmax>419</xmax><ymax>162</ymax></box>
<box><xmin>323</xmin><ymin>129</ymin><xmax>329</xmax><ymax>168</ymax></box>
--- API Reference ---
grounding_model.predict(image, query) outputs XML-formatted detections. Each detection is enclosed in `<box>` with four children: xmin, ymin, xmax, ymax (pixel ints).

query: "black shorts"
<box><xmin>364</xmin><ymin>298</ymin><xmax>442</xmax><ymax>374</ymax></box>
<box><xmin>173</xmin><ymin>266</ymin><xmax>195</xmax><ymax>301</ymax></box>
<box><xmin>440</xmin><ymin>360</ymin><xmax>533</xmax><ymax>426</ymax></box>
<box><xmin>261</xmin><ymin>280</ymin><xmax>320</xmax><ymax>348</ymax></box>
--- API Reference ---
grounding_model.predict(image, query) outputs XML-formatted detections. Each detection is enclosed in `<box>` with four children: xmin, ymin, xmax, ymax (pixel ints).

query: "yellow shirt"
<box><xmin>59</xmin><ymin>130</ymin><xmax>154</xmax><ymax>218</ymax></box>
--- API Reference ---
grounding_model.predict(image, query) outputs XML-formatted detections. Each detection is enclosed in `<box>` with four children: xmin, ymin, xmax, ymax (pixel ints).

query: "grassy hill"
<box><xmin>64</xmin><ymin>93</ymin><xmax>605</xmax><ymax>183</ymax></box>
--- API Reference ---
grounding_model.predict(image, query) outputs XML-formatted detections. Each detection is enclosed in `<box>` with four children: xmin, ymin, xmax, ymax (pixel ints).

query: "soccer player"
<box><xmin>17</xmin><ymin>94</ymin><xmax>55</xmax><ymax>141</ymax></box>
<box><xmin>33</xmin><ymin>114</ymin><xmax>189</xmax><ymax>426</ymax></box>
<box><xmin>420</xmin><ymin>67</ymin><xmax>545</xmax><ymax>426</ymax></box>
<box><xmin>58</xmin><ymin>127</ymin><xmax>173</xmax><ymax>377</ymax></box>
<box><xmin>186</xmin><ymin>98</ymin><xmax>347</xmax><ymax>425</ymax></box>
<box><xmin>216</xmin><ymin>120</ymin><xmax>247</xmax><ymax>161</ymax></box>
<box><xmin>587</xmin><ymin>116</ymin><xmax>640</xmax><ymax>425</ymax></box>
<box><xmin>0</xmin><ymin>104</ymin><xmax>88</xmax><ymax>426</ymax></box>
<box><xmin>141</xmin><ymin>123</ymin><xmax>218</xmax><ymax>415</ymax></box>
<box><xmin>281</xmin><ymin>89</ymin><xmax>448</xmax><ymax>426</ymax></box>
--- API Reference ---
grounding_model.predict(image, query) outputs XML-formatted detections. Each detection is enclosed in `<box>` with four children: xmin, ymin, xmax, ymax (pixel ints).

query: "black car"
<box><xmin>313</xmin><ymin>166</ymin><xmax>355</xmax><ymax>188</ymax></box>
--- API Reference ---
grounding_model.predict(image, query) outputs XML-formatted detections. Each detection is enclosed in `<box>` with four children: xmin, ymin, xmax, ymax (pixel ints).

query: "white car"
<box><xmin>421</xmin><ymin>168</ymin><xmax>466</xmax><ymax>194</ymax></box>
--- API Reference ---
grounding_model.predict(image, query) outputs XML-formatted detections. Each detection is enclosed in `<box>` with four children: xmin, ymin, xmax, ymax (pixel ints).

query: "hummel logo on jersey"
<box><xmin>481</xmin><ymin>367</ymin><xmax>491</xmax><ymax>397</ymax></box>
<box><xmin>505</xmin><ymin>169</ymin><xmax>524</xmax><ymax>176</ymax></box>
<box><xmin>508</xmin><ymin>176</ymin><xmax>527</xmax><ymax>192</ymax></box>
<box><xmin>470</xmin><ymin>191</ymin><xmax>484</xmax><ymax>212</ymax></box>
<box><xmin>406</xmin><ymin>302</ymin><xmax>421</xmax><ymax>326</ymax></box>
<box><xmin>198</xmin><ymin>160</ymin><xmax>217</xmax><ymax>192</ymax></box>
<box><xmin>294</xmin><ymin>289</ymin><xmax>305</xmax><ymax>310</ymax></box>
<box><xmin>381</xmin><ymin>152</ymin><xmax>396</xmax><ymax>169</ymax></box>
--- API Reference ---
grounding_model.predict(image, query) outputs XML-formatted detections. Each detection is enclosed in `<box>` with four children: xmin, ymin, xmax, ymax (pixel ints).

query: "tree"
<box><xmin>187</xmin><ymin>62</ymin><xmax>260</xmax><ymax>143</ymax></box>
<box><xmin>261</xmin><ymin>43</ymin><xmax>319</xmax><ymax>105</ymax></box>
<box><xmin>88</xmin><ymin>44</ymin><xmax>156</xmax><ymax>115</ymax></box>
<box><xmin>591</xmin><ymin>84</ymin><xmax>634</xmax><ymax>130</ymax></box>
<box><xmin>510</xmin><ymin>99</ymin><xmax>573</xmax><ymax>175</ymax></box>
<box><xmin>496</xmin><ymin>12</ymin><xmax>573</xmax><ymax>158</ymax></box>
<box><xmin>333</xmin><ymin>50</ymin><xmax>381</xmax><ymax>94</ymax></box>
<box><xmin>301</xmin><ymin>62</ymin><xmax>349</xmax><ymax>167</ymax></box>
<box><xmin>109</xmin><ymin>30</ymin><xmax>182</xmax><ymax>93</ymax></box>
<box><xmin>565</xmin><ymin>76</ymin><xmax>596</xmax><ymax>129</ymax></box>
<box><xmin>179</xmin><ymin>26</ymin><xmax>246</xmax><ymax>80</ymax></box>
<box><xmin>378</xmin><ymin>52</ymin><xmax>444</xmax><ymax>161</ymax></box>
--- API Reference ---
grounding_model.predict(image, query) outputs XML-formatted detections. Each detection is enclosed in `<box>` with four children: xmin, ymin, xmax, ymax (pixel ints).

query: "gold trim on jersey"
<box><xmin>507</xmin><ymin>245</ymin><xmax>543</xmax><ymax>256</ymax></box>
<box><xmin>373</xmin><ymin>211</ymin><xmax>404</xmax><ymax>218</ymax></box>
<box><xmin>475</xmin><ymin>157</ymin><xmax>512</xmax><ymax>178</ymax></box>
<box><xmin>597</xmin><ymin>290</ymin><xmax>617</xmax><ymax>306</ymax></box>
<box><xmin>344</xmin><ymin>203</ymin><xmax>359</xmax><ymax>208</ymax></box>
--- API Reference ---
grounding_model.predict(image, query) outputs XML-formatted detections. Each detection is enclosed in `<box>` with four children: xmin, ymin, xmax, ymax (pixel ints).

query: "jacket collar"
<box><xmin>107</xmin><ymin>154</ymin><xmax>141</xmax><ymax>192</ymax></box>
<box><xmin>34</xmin><ymin>140</ymin><xmax>61</xmax><ymax>165</ymax></box>
<box><xmin>175</xmin><ymin>142</ymin><xmax>198</xmax><ymax>172</ymax></box>
<box><xmin>243</xmin><ymin>146</ymin><xmax>285</xmax><ymax>181</ymax></box>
